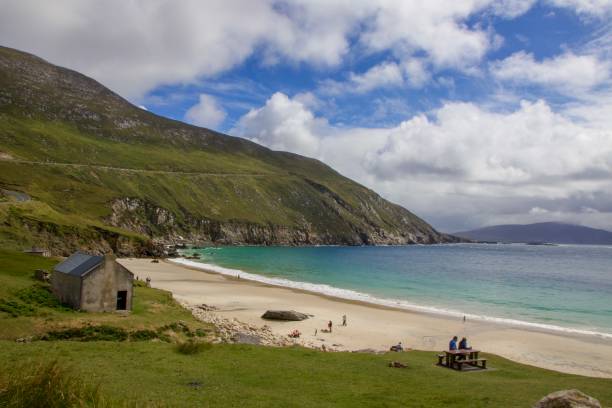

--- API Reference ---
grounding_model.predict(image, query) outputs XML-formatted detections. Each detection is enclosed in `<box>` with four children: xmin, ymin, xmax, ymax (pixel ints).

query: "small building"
<box><xmin>51</xmin><ymin>252</ymin><xmax>133</xmax><ymax>312</ymax></box>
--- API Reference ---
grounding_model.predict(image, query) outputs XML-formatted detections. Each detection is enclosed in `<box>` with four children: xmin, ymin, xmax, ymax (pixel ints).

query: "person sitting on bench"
<box><xmin>449</xmin><ymin>336</ymin><xmax>458</xmax><ymax>350</ymax></box>
<box><xmin>459</xmin><ymin>337</ymin><xmax>471</xmax><ymax>350</ymax></box>
<box><xmin>390</xmin><ymin>341</ymin><xmax>404</xmax><ymax>352</ymax></box>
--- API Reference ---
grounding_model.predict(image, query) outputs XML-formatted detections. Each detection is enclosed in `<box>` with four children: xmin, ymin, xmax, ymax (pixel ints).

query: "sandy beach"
<box><xmin>119</xmin><ymin>258</ymin><xmax>612</xmax><ymax>378</ymax></box>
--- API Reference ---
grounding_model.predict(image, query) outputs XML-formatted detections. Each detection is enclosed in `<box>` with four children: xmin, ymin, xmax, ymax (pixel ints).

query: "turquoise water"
<box><xmin>179</xmin><ymin>244</ymin><xmax>612</xmax><ymax>338</ymax></box>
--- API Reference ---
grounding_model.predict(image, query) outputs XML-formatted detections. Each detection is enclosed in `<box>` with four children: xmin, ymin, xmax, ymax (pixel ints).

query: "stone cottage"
<box><xmin>52</xmin><ymin>252</ymin><xmax>133</xmax><ymax>312</ymax></box>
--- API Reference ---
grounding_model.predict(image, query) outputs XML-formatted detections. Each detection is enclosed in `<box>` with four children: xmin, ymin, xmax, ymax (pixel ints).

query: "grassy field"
<box><xmin>1</xmin><ymin>250</ymin><xmax>612</xmax><ymax>407</ymax></box>
<box><xmin>2</xmin><ymin>342</ymin><xmax>611</xmax><ymax>408</ymax></box>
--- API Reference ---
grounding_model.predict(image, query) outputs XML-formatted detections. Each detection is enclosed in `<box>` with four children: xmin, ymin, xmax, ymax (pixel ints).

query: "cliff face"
<box><xmin>0</xmin><ymin>46</ymin><xmax>458</xmax><ymax>254</ymax></box>
<box><xmin>107</xmin><ymin>198</ymin><xmax>452</xmax><ymax>246</ymax></box>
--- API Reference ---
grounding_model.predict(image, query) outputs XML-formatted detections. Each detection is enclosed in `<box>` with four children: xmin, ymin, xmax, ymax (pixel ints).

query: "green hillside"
<box><xmin>0</xmin><ymin>46</ymin><xmax>457</xmax><ymax>254</ymax></box>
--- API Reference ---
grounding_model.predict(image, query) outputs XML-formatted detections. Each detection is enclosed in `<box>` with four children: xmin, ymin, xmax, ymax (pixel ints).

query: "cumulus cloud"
<box><xmin>490</xmin><ymin>51</ymin><xmax>611</xmax><ymax>93</ymax></box>
<box><xmin>322</xmin><ymin>58</ymin><xmax>434</xmax><ymax>95</ymax></box>
<box><xmin>0</xmin><ymin>0</ymin><xmax>544</xmax><ymax>100</ymax></box>
<box><xmin>235</xmin><ymin>93</ymin><xmax>612</xmax><ymax>231</ymax></box>
<box><xmin>366</xmin><ymin>100</ymin><xmax>612</xmax><ymax>183</ymax></box>
<box><xmin>348</xmin><ymin>62</ymin><xmax>405</xmax><ymax>93</ymax></box>
<box><xmin>184</xmin><ymin>94</ymin><xmax>227</xmax><ymax>129</ymax></box>
<box><xmin>322</xmin><ymin>62</ymin><xmax>405</xmax><ymax>95</ymax></box>
<box><xmin>232</xmin><ymin>92</ymin><xmax>327</xmax><ymax>157</ymax></box>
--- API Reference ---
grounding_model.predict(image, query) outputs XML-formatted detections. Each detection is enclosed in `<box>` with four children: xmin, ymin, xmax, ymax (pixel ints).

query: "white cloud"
<box><xmin>403</xmin><ymin>59</ymin><xmax>431</xmax><ymax>88</ymax></box>
<box><xmin>529</xmin><ymin>206</ymin><xmax>550</xmax><ymax>215</ymax></box>
<box><xmin>235</xmin><ymin>93</ymin><xmax>612</xmax><ymax>231</ymax></box>
<box><xmin>321</xmin><ymin>58</ymin><xmax>433</xmax><ymax>95</ymax></box>
<box><xmin>491</xmin><ymin>0</ymin><xmax>538</xmax><ymax>17</ymax></box>
<box><xmin>184</xmin><ymin>94</ymin><xmax>227</xmax><ymax>129</ymax></box>
<box><xmin>322</xmin><ymin>62</ymin><xmax>405</xmax><ymax>95</ymax></box>
<box><xmin>0</xmin><ymin>0</ymin><xmax>540</xmax><ymax>99</ymax></box>
<box><xmin>490</xmin><ymin>51</ymin><xmax>611</xmax><ymax>93</ymax></box>
<box><xmin>547</xmin><ymin>0</ymin><xmax>612</xmax><ymax>16</ymax></box>
<box><xmin>349</xmin><ymin>62</ymin><xmax>404</xmax><ymax>93</ymax></box>
<box><xmin>359</xmin><ymin>1</ymin><xmax>493</xmax><ymax>70</ymax></box>
<box><xmin>231</xmin><ymin>92</ymin><xmax>326</xmax><ymax>157</ymax></box>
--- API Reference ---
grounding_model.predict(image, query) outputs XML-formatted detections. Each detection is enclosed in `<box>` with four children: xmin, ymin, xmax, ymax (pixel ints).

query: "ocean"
<box><xmin>177</xmin><ymin>244</ymin><xmax>612</xmax><ymax>339</ymax></box>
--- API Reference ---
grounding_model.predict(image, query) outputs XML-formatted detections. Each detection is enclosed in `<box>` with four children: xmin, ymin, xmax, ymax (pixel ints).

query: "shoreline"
<box><xmin>172</xmin><ymin>257</ymin><xmax>612</xmax><ymax>341</ymax></box>
<box><xmin>119</xmin><ymin>257</ymin><xmax>612</xmax><ymax>378</ymax></box>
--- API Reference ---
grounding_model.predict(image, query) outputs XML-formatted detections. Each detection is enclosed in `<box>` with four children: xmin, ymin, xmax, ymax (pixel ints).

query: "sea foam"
<box><xmin>171</xmin><ymin>258</ymin><xmax>612</xmax><ymax>341</ymax></box>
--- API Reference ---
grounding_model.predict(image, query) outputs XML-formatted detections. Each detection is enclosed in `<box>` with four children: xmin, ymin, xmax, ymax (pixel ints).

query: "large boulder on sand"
<box><xmin>534</xmin><ymin>389</ymin><xmax>601</xmax><ymax>408</ymax></box>
<box><xmin>261</xmin><ymin>310</ymin><xmax>309</xmax><ymax>321</ymax></box>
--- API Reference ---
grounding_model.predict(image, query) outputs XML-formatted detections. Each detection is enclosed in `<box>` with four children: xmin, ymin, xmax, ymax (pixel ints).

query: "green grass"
<box><xmin>1</xmin><ymin>342</ymin><xmax>611</xmax><ymax>407</ymax></box>
<box><xmin>175</xmin><ymin>339</ymin><xmax>213</xmax><ymax>355</ymax></box>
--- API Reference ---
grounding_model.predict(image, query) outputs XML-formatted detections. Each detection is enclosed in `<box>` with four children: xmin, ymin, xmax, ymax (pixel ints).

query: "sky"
<box><xmin>1</xmin><ymin>0</ymin><xmax>612</xmax><ymax>232</ymax></box>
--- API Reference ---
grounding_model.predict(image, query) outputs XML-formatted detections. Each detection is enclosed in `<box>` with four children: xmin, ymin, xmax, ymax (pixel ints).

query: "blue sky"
<box><xmin>145</xmin><ymin>2</ymin><xmax>599</xmax><ymax>131</ymax></box>
<box><xmin>2</xmin><ymin>0</ymin><xmax>612</xmax><ymax>231</ymax></box>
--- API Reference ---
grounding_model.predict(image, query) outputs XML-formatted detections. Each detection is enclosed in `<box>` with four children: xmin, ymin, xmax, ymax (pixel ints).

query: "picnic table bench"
<box><xmin>437</xmin><ymin>349</ymin><xmax>487</xmax><ymax>370</ymax></box>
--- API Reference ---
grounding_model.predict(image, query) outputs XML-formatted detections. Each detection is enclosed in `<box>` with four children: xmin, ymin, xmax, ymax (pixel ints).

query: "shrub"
<box><xmin>195</xmin><ymin>328</ymin><xmax>208</xmax><ymax>337</ymax></box>
<box><xmin>130</xmin><ymin>329</ymin><xmax>158</xmax><ymax>341</ymax></box>
<box><xmin>0</xmin><ymin>360</ymin><xmax>107</xmax><ymax>407</ymax></box>
<box><xmin>175</xmin><ymin>340</ymin><xmax>212</xmax><ymax>355</ymax></box>
<box><xmin>0</xmin><ymin>284</ymin><xmax>72</xmax><ymax>318</ymax></box>
<box><xmin>16</xmin><ymin>284</ymin><xmax>69</xmax><ymax>310</ymax></box>
<box><xmin>41</xmin><ymin>325</ymin><xmax>128</xmax><ymax>342</ymax></box>
<box><xmin>0</xmin><ymin>298</ymin><xmax>36</xmax><ymax>317</ymax></box>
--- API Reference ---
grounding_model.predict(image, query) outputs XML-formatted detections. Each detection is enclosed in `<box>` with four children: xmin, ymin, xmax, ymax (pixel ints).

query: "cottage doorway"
<box><xmin>116</xmin><ymin>290</ymin><xmax>127</xmax><ymax>310</ymax></box>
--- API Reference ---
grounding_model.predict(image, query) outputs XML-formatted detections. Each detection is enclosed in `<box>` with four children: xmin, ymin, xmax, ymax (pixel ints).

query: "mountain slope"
<box><xmin>0</xmin><ymin>46</ymin><xmax>457</xmax><ymax>254</ymax></box>
<box><xmin>454</xmin><ymin>222</ymin><xmax>612</xmax><ymax>245</ymax></box>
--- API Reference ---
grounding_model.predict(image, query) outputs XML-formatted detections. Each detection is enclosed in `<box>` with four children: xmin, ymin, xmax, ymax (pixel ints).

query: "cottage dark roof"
<box><xmin>54</xmin><ymin>252</ymin><xmax>103</xmax><ymax>277</ymax></box>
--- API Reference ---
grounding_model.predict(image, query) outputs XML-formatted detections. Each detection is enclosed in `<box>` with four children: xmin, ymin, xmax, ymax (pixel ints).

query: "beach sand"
<box><xmin>119</xmin><ymin>258</ymin><xmax>612</xmax><ymax>378</ymax></box>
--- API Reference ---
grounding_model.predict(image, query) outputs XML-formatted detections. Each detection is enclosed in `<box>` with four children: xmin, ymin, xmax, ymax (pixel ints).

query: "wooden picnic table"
<box><xmin>438</xmin><ymin>349</ymin><xmax>487</xmax><ymax>370</ymax></box>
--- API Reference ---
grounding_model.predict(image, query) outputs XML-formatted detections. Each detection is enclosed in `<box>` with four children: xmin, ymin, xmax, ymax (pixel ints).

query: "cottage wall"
<box><xmin>80</xmin><ymin>255</ymin><xmax>133</xmax><ymax>312</ymax></box>
<box><xmin>51</xmin><ymin>272</ymin><xmax>81</xmax><ymax>309</ymax></box>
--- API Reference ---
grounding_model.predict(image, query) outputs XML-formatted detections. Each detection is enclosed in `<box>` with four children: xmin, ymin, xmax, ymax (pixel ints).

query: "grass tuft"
<box><xmin>175</xmin><ymin>340</ymin><xmax>212</xmax><ymax>355</ymax></box>
<box><xmin>0</xmin><ymin>360</ymin><xmax>106</xmax><ymax>408</ymax></box>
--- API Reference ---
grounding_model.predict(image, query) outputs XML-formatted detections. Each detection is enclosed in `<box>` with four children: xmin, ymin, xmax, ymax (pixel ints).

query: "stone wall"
<box><xmin>80</xmin><ymin>255</ymin><xmax>133</xmax><ymax>312</ymax></box>
<box><xmin>51</xmin><ymin>272</ymin><xmax>81</xmax><ymax>309</ymax></box>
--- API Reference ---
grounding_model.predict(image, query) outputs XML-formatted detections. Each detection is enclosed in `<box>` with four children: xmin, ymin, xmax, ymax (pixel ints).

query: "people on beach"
<box><xmin>342</xmin><ymin>314</ymin><xmax>347</xmax><ymax>326</ymax></box>
<box><xmin>328</xmin><ymin>320</ymin><xmax>333</xmax><ymax>333</ymax></box>
<box><xmin>449</xmin><ymin>336</ymin><xmax>458</xmax><ymax>350</ymax></box>
<box><xmin>390</xmin><ymin>341</ymin><xmax>404</xmax><ymax>352</ymax></box>
<box><xmin>314</xmin><ymin>328</ymin><xmax>318</xmax><ymax>336</ymax></box>
<box><xmin>459</xmin><ymin>337</ymin><xmax>471</xmax><ymax>350</ymax></box>
<box><xmin>463</xmin><ymin>315</ymin><xmax>466</xmax><ymax>323</ymax></box>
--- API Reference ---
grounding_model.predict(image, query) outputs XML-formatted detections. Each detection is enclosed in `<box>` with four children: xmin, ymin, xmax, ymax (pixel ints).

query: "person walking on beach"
<box><xmin>328</xmin><ymin>320</ymin><xmax>333</xmax><ymax>333</ymax></box>
<box><xmin>342</xmin><ymin>314</ymin><xmax>347</xmax><ymax>326</ymax></box>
